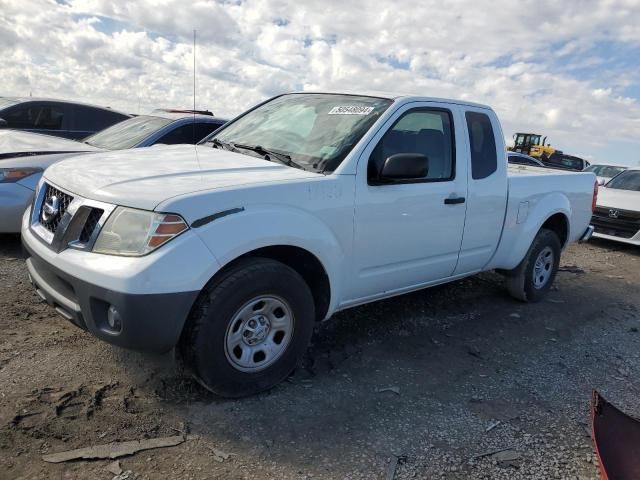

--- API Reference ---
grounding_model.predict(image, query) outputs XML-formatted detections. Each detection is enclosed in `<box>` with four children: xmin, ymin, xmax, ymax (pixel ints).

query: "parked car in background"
<box><xmin>508</xmin><ymin>152</ymin><xmax>545</xmax><ymax>168</ymax></box>
<box><xmin>541</xmin><ymin>153</ymin><xmax>590</xmax><ymax>172</ymax></box>
<box><xmin>0</xmin><ymin>110</ymin><xmax>227</xmax><ymax>233</ymax></box>
<box><xmin>83</xmin><ymin>109</ymin><xmax>226</xmax><ymax>150</ymax></box>
<box><xmin>0</xmin><ymin>97</ymin><xmax>130</xmax><ymax>140</ymax></box>
<box><xmin>591</xmin><ymin>167</ymin><xmax>640</xmax><ymax>246</ymax></box>
<box><xmin>21</xmin><ymin>91</ymin><xmax>597</xmax><ymax>397</ymax></box>
<box><xmin>584</xmin><ymin>163</ymin><xmax>628</xmax><ymax>185</ymax></box>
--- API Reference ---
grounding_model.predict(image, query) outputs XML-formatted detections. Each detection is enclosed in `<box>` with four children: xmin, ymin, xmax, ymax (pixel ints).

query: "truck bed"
<box><xmin>485</xmin><ymin>165</ymin><xmax>595</xmax><ymax>270</ymax></box>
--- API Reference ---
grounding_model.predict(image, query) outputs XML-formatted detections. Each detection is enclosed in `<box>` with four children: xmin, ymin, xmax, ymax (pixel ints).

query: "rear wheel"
<box><xmin>179</xmin><ymin>258</ymin><xmax>315</xmax><ymax>397</ymax></box>
<box><xmin>506</xmin><ymin>228</ymin><xmax>561</xmax><ymax>302</ymax></box>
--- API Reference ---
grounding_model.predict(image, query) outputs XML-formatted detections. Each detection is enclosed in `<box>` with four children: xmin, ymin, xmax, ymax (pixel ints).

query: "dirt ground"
<box><xmin>0</xmin><ymin>234</ymin><xmax>639</xmax><ymax>480</ymax></box>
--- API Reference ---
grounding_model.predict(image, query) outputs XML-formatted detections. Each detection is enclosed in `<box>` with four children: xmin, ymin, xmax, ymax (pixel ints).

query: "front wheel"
<box><xmin>505</xmin><ymin>228</ymin><xmax>561</xmax><ymax>303</ymax></box>
<box><xmin>179</xmin><ymin>258</ymin><xmax>315</xmax><ymax>397</ymax></box>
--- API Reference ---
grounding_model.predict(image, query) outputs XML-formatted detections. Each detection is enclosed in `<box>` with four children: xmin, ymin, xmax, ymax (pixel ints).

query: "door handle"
<box><xmin>444</xmin><ymin>197</ymin><xmax>466</xmax><ymax>205</ymax></box>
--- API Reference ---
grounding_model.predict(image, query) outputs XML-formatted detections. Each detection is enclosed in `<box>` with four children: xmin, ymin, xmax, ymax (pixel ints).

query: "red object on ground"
<box><xmin>591</xmin><ymin>390</ymin><xmax>640</xmax><ymax>479</ymax></box>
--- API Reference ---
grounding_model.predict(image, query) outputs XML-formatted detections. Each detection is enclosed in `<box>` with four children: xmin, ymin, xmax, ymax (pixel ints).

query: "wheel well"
<box><xmin>232</xmin><ymin>246</ymin><xmax>331</xmax><ymax>322</ymax></box>
<box><xmin>541</xmin><ymin>213</ymin><xmax>568</xmax><ymax>247</ymax></box>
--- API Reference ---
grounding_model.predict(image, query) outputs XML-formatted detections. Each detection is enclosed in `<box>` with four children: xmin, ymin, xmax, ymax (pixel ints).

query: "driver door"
<box><xmin>348</xmin><ymin>103</ymin><xmax>468</xmax><ymax>301</ymax></box>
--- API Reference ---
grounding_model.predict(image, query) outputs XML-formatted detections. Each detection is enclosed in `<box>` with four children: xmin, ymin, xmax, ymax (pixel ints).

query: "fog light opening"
<box><xmin>107</xmin><ymin>305</ymin><xmax>123</xmax><ymax>332</ymax></box>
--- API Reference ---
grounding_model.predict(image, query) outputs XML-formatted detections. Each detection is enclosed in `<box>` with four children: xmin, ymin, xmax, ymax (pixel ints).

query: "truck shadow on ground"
<box><xmin>0</xmin><ymin>234</ymin><xmax>22</xmax><ymax>257</ymax></box>
<box><xmin>102</xmin><ymin>266</ymin><xmax>637</xmax><ymax>469</ymax></box>
<box><xmin>589</xmin><ymin>237</ymin><xmax>640</xmax><ymax>257</ymax></box>
<box><xmin>3</xmin><ymin>233</ymin><xmax>637</xmax><ymax>478</ymax></box>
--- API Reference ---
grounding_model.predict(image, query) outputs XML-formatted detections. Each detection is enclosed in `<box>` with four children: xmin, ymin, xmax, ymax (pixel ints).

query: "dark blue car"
<box><xmin>0</xmin><ymin>97</ymin><xmax>130</xmax><ymax>140</ymax></box>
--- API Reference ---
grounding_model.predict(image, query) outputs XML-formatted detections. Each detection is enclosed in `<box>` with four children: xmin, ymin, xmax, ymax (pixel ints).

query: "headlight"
<box><xmin>0</xmin><ymin>167</ymin><xmax>42</xmax><ymax>183</ymax></box>
<box><xmin>93</xmin><ymin>207</ymin><xmax>189</xmax><ymax>256</ymax></box>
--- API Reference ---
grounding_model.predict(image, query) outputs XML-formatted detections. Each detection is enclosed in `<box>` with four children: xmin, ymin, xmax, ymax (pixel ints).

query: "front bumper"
<box><xmin>593</xmin><ymin>230</ymin><xmax>640</xmax><ymax>246</ymax></box>
<box><xmin>20</xmin><ymin>202</ymin><xmax>219</xmax><ymax>352</ymax></box>
<box><xmin>592</xmin><ymin>207</ymin><xmax>640</xmax><ymax>246</ymax></box>
<box><xmin>23</xmin><ymin>239</ymin><xmax>200</xmax><ymax>352</ymax></box>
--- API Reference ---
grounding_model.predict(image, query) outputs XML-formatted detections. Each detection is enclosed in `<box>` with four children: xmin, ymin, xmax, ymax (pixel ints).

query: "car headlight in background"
<box><xmin>0</xmin><ymin>167</ymin><xmax>42</xmax><ymax>183</ymax></box>
<box><xmin>93</xmin><ymin>207</ymin><xmax>189</xmax><ymax>256</ymax></box>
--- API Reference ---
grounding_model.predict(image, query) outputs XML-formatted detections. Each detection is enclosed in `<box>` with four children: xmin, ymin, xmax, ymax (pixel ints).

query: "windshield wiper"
<box><xmin>208</xmin><ymin>138</ymin><xmax>238</xmax><ymax>152</ymax></box>
<box><xmin>232</xmin><ymin>143</ymin><xmax>308</xmax><ymax>171</ymax></box>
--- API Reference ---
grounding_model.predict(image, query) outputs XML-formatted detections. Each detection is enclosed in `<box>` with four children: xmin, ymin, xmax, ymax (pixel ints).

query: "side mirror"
<box><xmin>597</xmin><ymin>178</ymin><xmax>606</xmax><ymax>186</ymax></box>
<box><xmin>379</xmin><ymin>153</ymin><xmax>429</xmax><ymax>181</ymax></box>
<box><xmin>0</xmin><ymin>118</ymin><xmax>7</xmax><ymax>128</ymax></box>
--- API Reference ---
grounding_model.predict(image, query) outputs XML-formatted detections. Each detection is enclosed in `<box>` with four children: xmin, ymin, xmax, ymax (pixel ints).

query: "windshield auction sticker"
<box><xmin>328</xmin><ymin>106</ymin><xmax>374</xmax><ymax>115</ymax></box>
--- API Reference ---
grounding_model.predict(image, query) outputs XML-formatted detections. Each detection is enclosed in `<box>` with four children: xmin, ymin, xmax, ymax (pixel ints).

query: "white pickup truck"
<box><xmin>21</xmin><ymin>91</ymin><xmax>597</xmax><ymax>397</ymax></box>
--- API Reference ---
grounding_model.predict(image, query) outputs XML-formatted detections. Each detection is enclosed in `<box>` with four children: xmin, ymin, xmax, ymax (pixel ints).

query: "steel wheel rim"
<box><xmin>533</xmin><ymin>246</ymin><xmax>554</xmax><ymax>289</ymax></box>
<box><xmin>224</xmin><ymin>295</ymin><xmax>294</xmax><ymax>372</ymax></box>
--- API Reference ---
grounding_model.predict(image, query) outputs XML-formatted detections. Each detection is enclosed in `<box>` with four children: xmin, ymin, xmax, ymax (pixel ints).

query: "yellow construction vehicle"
<box><xmin>509</xmin><ymin>132</ymin><xmax>554</xmax><ymax>158</ymax></box>
<box><xmin>509</xmin><ymin>132</ymin><xmax>589</xmax><ymax>171</ymax></box>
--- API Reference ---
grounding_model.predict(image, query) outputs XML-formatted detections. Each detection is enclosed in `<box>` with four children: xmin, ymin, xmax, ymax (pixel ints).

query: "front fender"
<box><xmin>192</xmin><ymin>204</ymin><xmax>344</xmax><ymax>315</ymax></box>
<box><xmin>487</xmin><ymin>192</ymin><xmax>571</xmax><ymax>271</ymax></box>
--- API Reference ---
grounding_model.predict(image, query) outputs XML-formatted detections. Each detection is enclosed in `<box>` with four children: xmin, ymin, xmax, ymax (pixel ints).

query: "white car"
<box><xmin>585</xmin><ymin>163</ymin><xmax>628</xmax><ymax>185</ymax></box>
<box><xmin>21</xmin><ymin>91</ymin><xmax>597</xmax><ymax>397</ymax></box>
<box><xmin>592</xmin><ymin>167</ymin><xmax>640</xmax><ymax>246</ymax></box>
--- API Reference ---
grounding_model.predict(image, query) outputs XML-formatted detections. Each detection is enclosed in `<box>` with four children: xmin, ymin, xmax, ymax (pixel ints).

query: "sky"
<box><xmin>1</xmin><ymin>0</ymin><xmax>639</xmax><ymax>166</ymax></box>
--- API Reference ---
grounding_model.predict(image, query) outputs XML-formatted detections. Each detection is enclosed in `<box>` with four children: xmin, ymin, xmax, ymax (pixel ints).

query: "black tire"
<box><xmin>505</xmin><ymin>228</ymin><xmax>561</xmax><ymax>303</ymax></box>
<box><xmin>179</xmin><ymin>257</ymin><xmax>315</xmax><ymax>398</ymax></box>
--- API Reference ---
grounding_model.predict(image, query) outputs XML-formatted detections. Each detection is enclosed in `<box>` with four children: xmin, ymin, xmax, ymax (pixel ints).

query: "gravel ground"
<box><xmin>0</xmin><ymin>234</ymin><xmax>639</xmax><ymax>480</ymax></box>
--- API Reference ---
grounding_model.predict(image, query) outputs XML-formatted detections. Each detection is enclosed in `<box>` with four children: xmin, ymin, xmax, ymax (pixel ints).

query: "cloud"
<box><xmin>0</xmin><ymin>0</ymin><xmax>639</xmax><ymax>164</ymax></box>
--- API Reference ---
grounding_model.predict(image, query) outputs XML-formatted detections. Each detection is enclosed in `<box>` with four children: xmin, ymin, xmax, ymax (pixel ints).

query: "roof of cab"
<box><xmin>290</xmin><ymin>90</ymin><xmax>492</xmax><ymax>110</ymax></box>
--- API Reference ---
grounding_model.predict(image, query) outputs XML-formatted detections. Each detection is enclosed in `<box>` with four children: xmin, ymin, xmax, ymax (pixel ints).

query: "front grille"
<box><xmin>79</xmin><ymin>208</ymin><xmax>104</xmax><ymax>243</ymax></box>
<box><xmin>592</xmin><ymin>207</ymin><xmax>640</xmax><ymax>239</ymax></box>
<box><xmin>40</xmin><ymin>184</ymin><xmax>74</xmax><ymax>234</ymax></box>
<box><xmin>31</xmin><ymin>182</ymin><xmax>113</xmax><ymax>252</ymax></box>
<box><xmin>594</xmin><ymin>207</ymin><xmax>640</xmax><ymax>221</ymax></box>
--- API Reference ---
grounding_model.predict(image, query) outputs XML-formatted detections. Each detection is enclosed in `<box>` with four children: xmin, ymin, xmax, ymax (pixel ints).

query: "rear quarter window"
<box><xmin>195</xmin><ymin>122</ymin><xmax>224</xmax><ymax>141</ymax></box>
<box><xmin>154</xmin><ymin>123</ymin><xmax>217</xmax><ymax>145</ymax></box>
<box><xmin>73</xmin><ymin>106</ymin><xmax>128</xmax><ymax>132</ymax></box>
<box><xmin>466</xmin><ymin>111</ymin><xmax>497</xmax><ymax>180</ymax></box>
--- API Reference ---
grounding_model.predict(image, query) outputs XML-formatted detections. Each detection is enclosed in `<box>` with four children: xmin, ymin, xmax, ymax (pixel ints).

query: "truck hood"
<box><xmin>44</xmin><ymin>145</ymin><xmax>321</xmax><ymax>210</ymax></box>
<box><xmin>0</xmin><ymin>130</ymin><xmax>101</xmax><ymax>159</ymax></box>
<box><xmin>597</xmin><ymin>186</ymin><xmax>640</xmax><ymax>212</ymax></box>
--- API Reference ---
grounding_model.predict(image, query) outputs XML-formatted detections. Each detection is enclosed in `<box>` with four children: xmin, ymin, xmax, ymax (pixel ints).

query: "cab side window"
<box><xmin>466</xmin><ymin>111</ymin><xmax>497</xmax><ymax>179</ymax></box>
<box><xmin>368</xmin><ymin>109</ymin><xmax>454</xmax><ymax>183</ymax></box>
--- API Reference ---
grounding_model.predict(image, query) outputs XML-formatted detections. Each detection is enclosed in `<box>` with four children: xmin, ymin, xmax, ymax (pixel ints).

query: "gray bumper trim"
<box><xmin>23</xmin><ymin>240</ymin><xmax>199</xmax><ymax>353</ymax></box>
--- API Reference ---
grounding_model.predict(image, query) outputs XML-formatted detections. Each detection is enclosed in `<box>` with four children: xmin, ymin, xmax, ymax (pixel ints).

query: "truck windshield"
<box><xmin>209</xmin><ymin>93</ymin><xmax>392</xmax><ymax>173</ymax></box>
<box><xmin>605</xmin><ymin>170</ymin><xmax>640</xmax><ymax>192</ymax></box>
<box><xmin>84</xmin><ymin>115</ymin><xmax>172</xmax><ymax>149</ymax></box>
